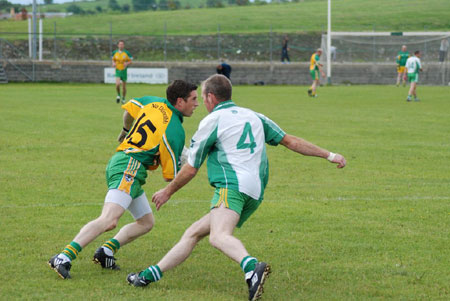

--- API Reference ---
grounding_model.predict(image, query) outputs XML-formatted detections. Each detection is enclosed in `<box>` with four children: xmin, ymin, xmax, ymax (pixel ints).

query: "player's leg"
<box><xmin>402</xmin><ymin>70</ymin><xmax>407</xmax><ymax>86</ymax></box>
<box><xmin>48</xmin><ymin>201</ymin><xmax>127</xmax><ymax>279</ymax></box>
<box><xmin>122</xmin><ymin>80</ymin><xmax>127</xmax><ymax>104</ymax></box>
<box><xmin>115</xmin><ymin>76</ymin><xmax>121</xmax><ymax>103</ymax></box>
<box><xmin>127</xmin><ymin>213</ymin><xmax>211</xmax><ymax>286</ymax></box>
<box><xmin>93</xmin><ymin>191</ymin><xmax>154</xmax><ymax>269</ymax></box>
<box><xmin>396</xmin><ymin>68</ymin><xmax>401</xmax><ymax>86</ymax></box>
<box><xmin>208</xmin><ymin>189</ymin><xmax>270</xmax><ymax>301</ymax></box>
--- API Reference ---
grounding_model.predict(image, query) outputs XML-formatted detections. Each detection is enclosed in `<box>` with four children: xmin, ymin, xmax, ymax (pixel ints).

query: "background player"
<box><xmin>307</xmin><ymin>48</ymin><xmax>325</xmax><ymax>98</ymax></box>
<box><xmin>405</xmin><ymin>50</ymin><xmax>422</xmax><ymax>102</ymax></box>
<box><xmin>48</xmin><ymin>80</ymin><xmax>198</xmax><ymax>279</ymax></box>
<box><xmin>112</xmin><ymin>40</ymin><xmax>133</xmax><ymax>104</ymax></box>
<box><xmin>396</xmin><ymin>45</ymin><xmax>409</xmax><ymax>87</ymax></box>
<box><xmin>127</xmin><ymin>74</ymin><xmax>346</xmax><ymax>300</ymax></box>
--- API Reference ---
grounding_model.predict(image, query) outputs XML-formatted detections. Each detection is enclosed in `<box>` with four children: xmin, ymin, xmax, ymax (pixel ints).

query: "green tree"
<box><xmin>66</xmin><ymin>4</ymin><xmax>84</xmax><ymax>14</ymax></box>
<box><xmin>108</xmin><ymin>0</ymin><xmax>121</xmax><ymax>11</ymax></box>
<box><xmin>158</xmin><ymin>0</ymin><xmax>168</xmax><ymax>10</ymax></box>
<box><xmin>121</xmin><ymin>3</ymin><xmax>130</xmax><ymax>12</ymax></box>
<box><xmin>44</xmin><ymin>0</ymin><xmax>53</xmax><ymax>5</ymax></box>
<box><xmin>132</xmin><ymin>0</ymin><xmax>155</xmax><ymax>11</ymax></box>
<box><xmin>95</xmin><ymin>6</ymin><xmax>103</xmax><ymax>12</ymax></box>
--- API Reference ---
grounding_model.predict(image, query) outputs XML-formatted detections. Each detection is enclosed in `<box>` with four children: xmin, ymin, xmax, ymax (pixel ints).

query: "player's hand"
<box><xmin>117</xmin><ymin>129</ymin><xmax>128</xmax><ymax>143</ymax></box>
<box><xmin>321</xmin><ymin>72</ymin><xmax>326</xmax><ymax>78</ymax></box>
<box><xmin>330</xmin><ymin>153</ymin><xmax>346</xmax><ymax>169</ymax></box>
<box><xmin>152</xmin><ymin>188</ymin><xmax>171</xmax><ymax>211</ymax></box>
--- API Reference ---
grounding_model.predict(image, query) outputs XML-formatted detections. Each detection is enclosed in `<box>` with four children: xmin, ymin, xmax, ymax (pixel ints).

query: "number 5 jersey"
<box><xmin>117</xmin><ymin>96</ymin><xmax>185</xmax><ymax>181</ymax></box>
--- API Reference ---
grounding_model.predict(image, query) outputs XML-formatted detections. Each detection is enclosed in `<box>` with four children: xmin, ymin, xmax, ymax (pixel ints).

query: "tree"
<box><xmin>206</xmin><ymin>0</ymin><xmax>223</xmax><ymax>8</ymax></box>
<box><xmin>66</xmin><ymin>4</ymin><xmax>85</xmax><ymax>14</ymax></box>
<box><xmin>167</xmin><ymin>0</ymin><xmax>180</xmax><ymax>10</ymax></box>
<box><xmin>158</xmin><ymin>0</ymin><xmax>168</xmax><ymax>10</ymax></box>
<box><xmin>236</xmin><ymin>0</ymin><xmax>249</xmax><ymax>5</ymax></box>
<box><xmin>121</xmin><ymin>3</ymin><xmax>130</xmax><ymax>12</ymax></box>
<box><xmin>95</xmin><ymin>6</ymin><xmax>103</xmax><ymax>12</ymax></box>
<box><xmin>44</xmin><ymin>0</ymin><xmax>53</xmax><ymax>5</ymax></box>
<box><xmin>108</xmin><ymin>0</ymin><xmax>121</xmax><ymax>11</ymax></box>
<box><xmin>132</xmin><ymin>0</ymin><xmax>155</xmax><ymax>12</ymax></box>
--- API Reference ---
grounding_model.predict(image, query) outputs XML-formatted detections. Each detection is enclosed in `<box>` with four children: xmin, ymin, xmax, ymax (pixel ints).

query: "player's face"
<box><xmin>178</xmin><ymin>90</ymin><xmax>198</xmax><ymax>117</ymax></box>
<box><xmin>118</xmin><ymin>42</ymin><xmax>124</xmax><ymax>50</ymax></box>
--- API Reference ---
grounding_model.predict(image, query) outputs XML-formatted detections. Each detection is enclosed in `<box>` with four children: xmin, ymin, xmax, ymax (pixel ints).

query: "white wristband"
<box><xmin>327</xmin><ymin>152</ymin><xmax>336</xmax><ymax>162</ymax></box>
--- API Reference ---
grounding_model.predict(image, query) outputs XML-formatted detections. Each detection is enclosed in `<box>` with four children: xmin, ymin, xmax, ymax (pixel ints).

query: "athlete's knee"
<box><xmin>136</xmin><ymin>214</ymin><xmax>154</xmax><ymax>233</ymax></box>
<box><xmin>209</xmin><ymin>233</ymin><xmax>227</xmax><ymax>249</ymax></box>
<box><xmin>182</xmin><ymin>223</ymin><xmax>207</xmax><ymax>243</ymax></box>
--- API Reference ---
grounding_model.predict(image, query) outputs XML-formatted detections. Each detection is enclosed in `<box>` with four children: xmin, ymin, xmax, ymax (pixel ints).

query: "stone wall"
<box><xmin>3</xmin><ymin>60</ymin><xmax>450</xmax><ymax>85</ymax></box>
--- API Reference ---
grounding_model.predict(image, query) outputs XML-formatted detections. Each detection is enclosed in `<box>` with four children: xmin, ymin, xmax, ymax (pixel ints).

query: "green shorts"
<box><xmin>310</xmin><ymin>69</ymin><xmax>319</xmax><ymax>80</ymax></box>
<box><xmin>210</xmin><ymin>188</ymin><xmax>261</xmax><ymax>228</ymax></box>
<box><xmin>408</xmin><ymin>73</ymin><xmax>419</xmax><ymax>83</ymax></box>
<box><xmin>105</xmin><ymin>151</ymin><xmax>147</xmax><ymax>199</ymax></box>
<box><xmin>115</xmin><ymin>69</ymin><xmax>128</xmax><ymax>82</ymax></box>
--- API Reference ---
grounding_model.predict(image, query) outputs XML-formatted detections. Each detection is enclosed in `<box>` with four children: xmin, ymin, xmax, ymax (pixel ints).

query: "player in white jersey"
<box><xmin>127</xmin><ymin>74</ymin><xmax>346</xmax><ymax>300</ymax></box>
<box><xmin>405</xmin><ymin>50</ymin><xmax>423</xmax><ymax>102</ymax></box>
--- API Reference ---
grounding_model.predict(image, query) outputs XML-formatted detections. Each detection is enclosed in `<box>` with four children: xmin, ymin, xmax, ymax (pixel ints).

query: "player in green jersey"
<box><xmin>48</xmin><ymin>80</ymin><xmax>199</xmax><ymax>280</ymax></box>
<box><xmin>396</xmin><ymin>45</ymin><xmax>410</xmax><ymax>87</ymax></box>
<box><xmin>127</xmin><ymin>74</ymin><xmax>347</xmax><ymax>300</ymax></box>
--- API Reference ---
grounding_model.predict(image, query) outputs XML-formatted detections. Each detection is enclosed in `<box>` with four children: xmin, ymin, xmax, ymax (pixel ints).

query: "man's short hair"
<box><xmin>414</xmin><ymin>50</ymin><xmax>420</xmax><ymax>55</ymax></box>
<box><xmin>317</xmin><ymin>48</ymin><xmax>323</xmax><ymax>52</ymax></box>
<box><xmin>166</xmin><ymin>80</ymin><xmax>198</xmax><ymax>106</ymax></box>
<box><xmin>118</xmin><ymin>40</ymin><xmax>125</xmax><ymax>44</ymax></box>
<box><xmin>202</xmin><ymin>74</ymin><xmax>232</xmax><ymax>102</ymax></box>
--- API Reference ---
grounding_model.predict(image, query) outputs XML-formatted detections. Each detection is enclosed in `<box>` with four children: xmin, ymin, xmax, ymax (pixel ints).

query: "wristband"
<box><xmin>123</xmin><ymin>127</ymin><xmax>130</xmax><ymax>133</ymax></box>
<box><xmin>327</xmin><ymin>152</ymin><xmax>336</xmax><ymax>162</ymax></box>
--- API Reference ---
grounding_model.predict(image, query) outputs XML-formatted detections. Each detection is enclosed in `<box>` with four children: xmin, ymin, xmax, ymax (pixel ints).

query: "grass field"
<box><xmin>1</xmin><ymin>0</ymin><xmax>450</xmax><ymax>36</ymax></box>
<box><xmin>0</xmin><ymin>83</ymin><xmax>449</xmax><ymax>300</ymax></box>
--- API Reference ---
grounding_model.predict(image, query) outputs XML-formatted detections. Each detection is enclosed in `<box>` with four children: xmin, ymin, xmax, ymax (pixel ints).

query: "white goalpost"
<box><xmin>321</xmin><ymin>31</ymin><xmax>450</xmax><ymax>85</ymax></box>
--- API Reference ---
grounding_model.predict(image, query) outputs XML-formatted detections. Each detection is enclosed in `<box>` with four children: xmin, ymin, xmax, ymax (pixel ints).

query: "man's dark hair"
<box><xmin>414</xmin><ymin>50</ymin><xmax>420</xmax><ymax>55</ymax></box>
<box><xmin>166</xmin><ymin>80</ymin><xmax>198</xmax><ymax>106</ymax></box>
<box><xmin>203</xmin><ymin>74</ymin><xmax>232</xmax><ymax>102</ymax></box>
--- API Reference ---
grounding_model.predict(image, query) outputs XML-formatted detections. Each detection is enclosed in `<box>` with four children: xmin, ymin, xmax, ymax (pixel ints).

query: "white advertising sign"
<box><xmin>104</xmin><ymin>68</ymin><xmax>168</xmax><ymax>84</ymax></box>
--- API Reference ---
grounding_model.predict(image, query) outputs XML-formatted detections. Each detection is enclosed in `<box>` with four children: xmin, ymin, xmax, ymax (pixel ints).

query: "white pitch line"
<box><xmin>0</xmin><ymin>196</ymin><xmax>449</xmax><ymax>209</ymax></box>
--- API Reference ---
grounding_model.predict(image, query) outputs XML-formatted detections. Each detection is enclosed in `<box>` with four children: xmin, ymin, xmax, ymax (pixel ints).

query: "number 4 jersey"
<box><xmin>187</xmin><ymin>100</ymin><xmax>286</xmax><ymax>201</ymax></box>
<box><xmin>117</xmin><ymin>96</ymin><xmax>185</xmax><ymax>180</ymax></box>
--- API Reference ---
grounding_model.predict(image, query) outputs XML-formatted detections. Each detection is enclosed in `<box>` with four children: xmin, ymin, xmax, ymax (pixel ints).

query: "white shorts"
<box><xmin>105</xmin><ymin>189</ymin><xmax>152</xmax><ymax>220</ymax></box>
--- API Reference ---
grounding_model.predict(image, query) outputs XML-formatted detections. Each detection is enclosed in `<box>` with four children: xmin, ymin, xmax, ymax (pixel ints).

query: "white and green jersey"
<box><xmin>405</xmin><ymin>56</ymin><xmax>422</xmax><ymax>74</ymax></box>
<box><xmin>187</xmin><ymin>100</ymin><xmax>286</xmax><ymax>201</ymax></box>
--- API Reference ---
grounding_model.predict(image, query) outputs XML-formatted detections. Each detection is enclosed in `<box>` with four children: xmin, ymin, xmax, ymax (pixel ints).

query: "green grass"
<box><xmin>0</xmin><ymin>83</ymin><xmax>449</xmax><ymax>300</ymax></box>
<box><xmin>1</xmin><ymin>0</ymin><xmax>450</xmax><ymax>36</ymax></box>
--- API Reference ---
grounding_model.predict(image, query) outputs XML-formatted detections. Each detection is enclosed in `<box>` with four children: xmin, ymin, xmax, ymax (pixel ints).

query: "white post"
<box><xmin>32</xmin><ymin>0</ymin><xmax>37</xmax><ymax>60</ymax></box>
<box><xmin>28</xmin><ymin>17</ymin><xmax>32</xmax><ymax>58</ymax></box>
<box><xmin>327</xmin><ymin>0</ymin><xmax>331</xmax><ymax>84</ymax></box>
<box><xmin>39</xmin><ymin>18</ymin><xmax>43</xmax><ymax>61</ymax></box>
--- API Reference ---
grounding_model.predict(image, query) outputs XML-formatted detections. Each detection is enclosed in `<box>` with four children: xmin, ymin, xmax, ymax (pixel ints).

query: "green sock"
<box><xmin>61</xmin><ymin>241</ymin><xmax>82</xmax><ymax>261</ymax></box>
<box><xmin>139</xmin><ymin>265</ymin><xmax>163</xmax><ymax>282</ymax></box>
<box><xmin>240</xmin><ymin>256</ymin><xmax>257</xmax><ymax>274</ymax></box>
<box><xmin>103</xmin><ymin>238</ymin><xmax>120</xmax><ymax>255</ymax></box>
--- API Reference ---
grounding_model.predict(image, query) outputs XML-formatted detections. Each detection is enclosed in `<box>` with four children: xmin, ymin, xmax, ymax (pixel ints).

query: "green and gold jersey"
<box><xmin>396</xmin><ymin>51</ymin><xmax>410</xmax><ymax>66</ymax></box>
<box><xmin>309</xmin><ymin>53</ymin><xmax>320</xmax><ymax>71</ymax></box>
<box><xmin>112</xmin><ymin>49</ymin><xmax>132</xmax><ymax>71</ymax></box>
<box><xmin>117</xmin><ymin>96</ymin><xmax>185</xmax><ymax>180</ymax></box>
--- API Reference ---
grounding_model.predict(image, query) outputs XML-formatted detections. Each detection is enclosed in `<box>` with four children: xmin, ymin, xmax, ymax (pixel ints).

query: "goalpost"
<box><xmin>321</xmin><ymin>31</ymin><xmax>450</xmax><ymax>85</ymax></box>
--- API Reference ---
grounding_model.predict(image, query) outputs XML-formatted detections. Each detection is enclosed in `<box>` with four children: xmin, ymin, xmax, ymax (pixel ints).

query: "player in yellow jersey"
<box><xmin>112</xmin><ymin>40</ymin><xmax>133</xmax><ymax>104</ymax></box>
<box><xmin>48</xmin><ymin>80</ymin><xmax>199</xmax><ymax>280</ymax></box>
<box><xmin>307</xmin><ymin>48</ymin><xmax>326</xmax><ymax>98</ymax></box>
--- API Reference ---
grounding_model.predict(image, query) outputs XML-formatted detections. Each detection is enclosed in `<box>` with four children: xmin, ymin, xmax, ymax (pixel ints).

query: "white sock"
<box><xmin>102</xmin><ymin>246</ymin><xmax>114</xmax><ymax>256</ymax></box>
<box><xmin>57</xmin><ymin>253</ymin><xmax>71</xmax><ymax>263</ymax></box>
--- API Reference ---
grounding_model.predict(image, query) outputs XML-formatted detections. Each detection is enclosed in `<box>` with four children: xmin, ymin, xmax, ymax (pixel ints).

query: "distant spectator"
<box><xmin>216</xmin><ymin>62</ymin><xmax>232</xmax><ymax>79</ymax></box>
<box><xmin>281</xmin><ymin>36</ymin><xmax>290</xmax><ymax>63</ymax></box>
<box><xmin>439</xmin><ymin>38</ymin><xmax>449</xmax><ymax>62</ymax></box>
<box><xmin>330</xmin><ymin>45</ymin><xmax>337</xmax><ymax>61</ymax></box>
